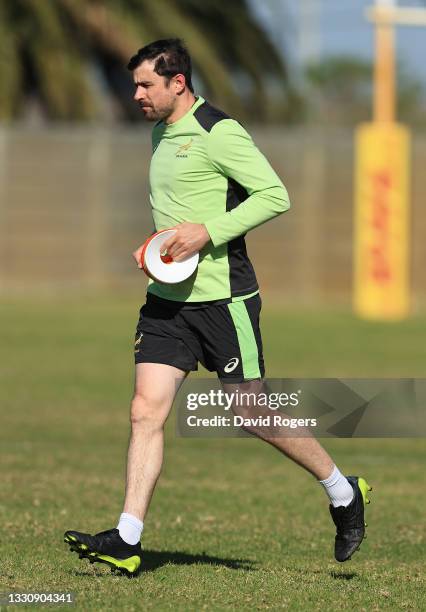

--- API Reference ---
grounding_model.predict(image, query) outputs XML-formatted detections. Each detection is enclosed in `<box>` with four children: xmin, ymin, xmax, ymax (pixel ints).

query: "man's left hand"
<box><xmin>161</xmin><ymin>223</ymin><xmax>210</xmax><ymax>261</ymax></box>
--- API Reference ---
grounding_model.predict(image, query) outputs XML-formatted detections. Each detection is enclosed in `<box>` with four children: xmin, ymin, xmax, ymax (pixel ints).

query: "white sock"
<box><xmin>319</xmin><ymin>465</ymin><xmax>354</xmax><ymax>508</ymax></box>
<box><xmin>117</xmin><ymin>512</ymin><xmax>143</xmax><ymax>545</ymax></box>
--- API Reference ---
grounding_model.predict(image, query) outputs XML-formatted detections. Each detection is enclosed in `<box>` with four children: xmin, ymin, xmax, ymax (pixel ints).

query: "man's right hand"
<box><xmin>132</xmin><ymin>244</ymin><xmax>144</xmax><ymax>269</ymax></box>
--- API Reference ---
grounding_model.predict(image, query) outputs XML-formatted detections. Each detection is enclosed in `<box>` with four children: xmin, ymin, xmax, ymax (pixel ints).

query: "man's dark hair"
<box><xmin>128</xmin><ymin>38</ymin><xmax>194</xmax><ymax>93</ymax></box>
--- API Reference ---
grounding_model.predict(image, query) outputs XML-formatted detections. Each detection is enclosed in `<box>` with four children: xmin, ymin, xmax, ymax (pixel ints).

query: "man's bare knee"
<box><xmin>130</xmin><ymin>391</ymin><xmax>171</xmax><ymax>430</ymax></box>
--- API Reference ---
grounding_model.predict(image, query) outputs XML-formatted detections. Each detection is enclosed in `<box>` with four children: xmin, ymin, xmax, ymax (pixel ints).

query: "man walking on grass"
<box><xmin>64</xmin><ymin>39</ymin><xmax>372</xmax><ymax>577</ymax></box>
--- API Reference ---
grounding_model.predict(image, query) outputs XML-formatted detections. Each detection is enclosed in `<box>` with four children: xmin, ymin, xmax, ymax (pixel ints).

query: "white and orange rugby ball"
<box><xmin>140</xmin><ymin>229</ymin><xmax>199</xmax><ymax>284</ymax></box>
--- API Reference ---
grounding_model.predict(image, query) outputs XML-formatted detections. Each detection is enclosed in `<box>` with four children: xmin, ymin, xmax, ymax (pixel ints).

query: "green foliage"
<box><xmin>0</xmin><ymin>0</ymin><xmax>290</xmax><ymax>122</ymax></box>
<box><xmin>306</xmin><ymin>55</ymin><xmax>426</xmax><ymax>126</ymax></box>
<box><xmin>0</xmin><ymin>0</ymin><xmax>22</xmax><ymax>119</ymax></box>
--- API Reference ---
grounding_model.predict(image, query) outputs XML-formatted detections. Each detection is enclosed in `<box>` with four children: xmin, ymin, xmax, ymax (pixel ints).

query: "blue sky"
<box><xmin>249</xmin><ymin>0</ymin><xmax>426</xmax><ymax>88</ymax></box>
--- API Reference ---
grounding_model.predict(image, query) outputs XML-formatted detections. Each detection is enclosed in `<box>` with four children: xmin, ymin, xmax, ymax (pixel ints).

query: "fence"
<box><xmin>0</xmin><ymin>125</ymin><xmax>425</xmax><ymax>306</ymax></box>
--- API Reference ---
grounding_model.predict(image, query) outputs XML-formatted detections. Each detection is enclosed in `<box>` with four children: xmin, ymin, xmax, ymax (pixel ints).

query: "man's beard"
<box><xmin>142</xmin><ymin>103</ymin><xmax>173</xmax><ymax>122</ymax></box>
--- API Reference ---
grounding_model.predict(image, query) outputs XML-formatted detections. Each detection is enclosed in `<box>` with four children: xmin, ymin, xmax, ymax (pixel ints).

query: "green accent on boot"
<box><xmin>358</xmin><ymin>477</ymin><xmax>373</xmax><ymax>505</ymax></box>
<box><xmin>65</xmin><ymin>535</ymin><xmax>77</xmax><ymax>543</ymax></box>
<box><xmin>96</xmin><ymin>554</ymin><xmax>141</xmax><ymax>574</ymax></box>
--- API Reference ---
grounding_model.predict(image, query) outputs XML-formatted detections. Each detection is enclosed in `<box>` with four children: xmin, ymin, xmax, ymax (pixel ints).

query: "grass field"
<box><xmin>1</xmin><ymin>294</ymin><xmax>425</xmax><ymax>610</ymax></box>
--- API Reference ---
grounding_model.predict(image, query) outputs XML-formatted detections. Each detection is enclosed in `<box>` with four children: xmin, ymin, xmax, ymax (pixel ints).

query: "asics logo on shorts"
<box><xmin>224</xmin><ymin>357</ymin><xmax>239</xmax><ymax>373</ymax></box>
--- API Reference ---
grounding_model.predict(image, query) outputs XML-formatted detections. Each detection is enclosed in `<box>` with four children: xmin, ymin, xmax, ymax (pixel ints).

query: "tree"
<box><xmin>0</xmin><ymin>0</ymin><xmax>290</xmax><ymax>122</ymax></box>
<box><xmin>305</xmin><ymin>55</ymin><xmax>425</xmax><ymax>126</ymax></box>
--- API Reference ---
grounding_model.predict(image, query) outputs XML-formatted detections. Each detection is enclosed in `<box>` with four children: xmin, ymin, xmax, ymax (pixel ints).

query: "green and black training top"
<box><xmin>147</xmin><ymin>95</ymin><xmax>290</xmax><ymax>303</ymax></box>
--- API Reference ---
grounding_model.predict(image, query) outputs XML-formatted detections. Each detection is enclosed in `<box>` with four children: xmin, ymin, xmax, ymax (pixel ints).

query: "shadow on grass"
<box><xmin>73</xmin><ymin>549</ymin><xmax>257</xmax><ymax>577</ymax></box>
<box><xmin>289</xmin><ymin>567</ymin><xmax>359</xmax><ymax>581</ymax></box>
<box><xmin>141</xmin><ymin>549</ymin><xmax>256</xmax><ymax>572</ymax></box>
<box><xmin>330</xmin><ymin>571</ymin><xmax>358</xmax><ymax>580</ymax></box>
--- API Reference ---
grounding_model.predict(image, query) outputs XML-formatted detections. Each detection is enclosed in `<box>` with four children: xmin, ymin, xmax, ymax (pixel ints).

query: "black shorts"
<box><xmin>134</xmin><ymin>293</ymin><xmax>265</xmax><ymax>382</ymax></box>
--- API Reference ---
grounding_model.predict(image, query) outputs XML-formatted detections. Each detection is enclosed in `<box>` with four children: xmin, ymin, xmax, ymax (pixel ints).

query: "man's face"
<box><xmin>133</xmin><ymin>60</ymin><xmax>177</xmax><ymax>122</ymax></box>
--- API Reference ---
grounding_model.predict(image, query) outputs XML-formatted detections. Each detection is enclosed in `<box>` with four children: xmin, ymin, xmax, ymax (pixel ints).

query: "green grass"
<box><xmin>1</xmin><ymin>294</ymin><xmax>425</xmax><ymax>610</ymax></box>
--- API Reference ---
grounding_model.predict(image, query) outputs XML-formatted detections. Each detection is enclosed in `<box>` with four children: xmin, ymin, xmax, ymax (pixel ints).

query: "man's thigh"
<box><xmin>134</xmin><ymin>362</ymin><xmax>188</xmax><ymax>396</ymax></box>
<box><xmin>132</xmin><ymin>363</ymin><xmax>188</xmax><ymax>422</ymax></box>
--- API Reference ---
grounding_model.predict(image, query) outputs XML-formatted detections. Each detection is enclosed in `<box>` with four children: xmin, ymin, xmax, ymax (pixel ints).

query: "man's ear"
<box><xmin>173</xmin><ymin>73</ymin><xmax>186</xmax><ymax>95</ymax></box>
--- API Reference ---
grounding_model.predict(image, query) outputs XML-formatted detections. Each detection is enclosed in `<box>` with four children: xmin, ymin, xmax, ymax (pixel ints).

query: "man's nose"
<box><xmin>134</xmin><ymin>86</ymin><xmax>145</xmax><ymax>101</ymax></box>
